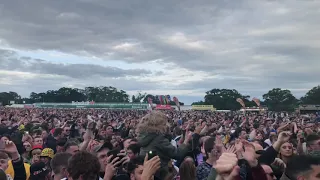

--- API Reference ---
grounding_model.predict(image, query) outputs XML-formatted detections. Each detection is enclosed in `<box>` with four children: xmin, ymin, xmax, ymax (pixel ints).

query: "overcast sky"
<box><xmin>0</xmin><ymin>0</ymin><xmax>319</xmax><ymax>104</ymax></box>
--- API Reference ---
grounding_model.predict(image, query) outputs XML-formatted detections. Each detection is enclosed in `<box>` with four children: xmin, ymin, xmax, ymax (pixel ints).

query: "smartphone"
<box><xmin>148</xmin><ymin>150</ymin><xmax>157</xmax><ymax>160</ymax></box>
<box><xmin>107</xmin><ymin>149</ymin><xmax>125</xmax><ymax>166</ymax></box>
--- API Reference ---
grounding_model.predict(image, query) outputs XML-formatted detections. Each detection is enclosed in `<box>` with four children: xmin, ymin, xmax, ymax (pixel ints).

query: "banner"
<box><xmin>236</xmin><ymin>98</ymin><xmax>246</xmax><ymax>108</ymax></box>
<box><xmin>33</xmin><ymin>103</ymin><xmax>148</xmax><ymax>110</ymax></box>
<box><xmin>252</xmin><ymin>97</ymin><xmax>261</xmax><ymax>107</ymax></box>
<box><xmin>192</xmin><ymin>105</ymin><xmax>216</xmax><ymax>111</ymax></box>
<box><xmin>158</xmin><ymin>95</ymin><xmax>163</xmax><ymax>105</ymax></box>
<box><xmin>173</xmin><ymin>97</ymin><xmax>180</xmax><ymax>111</ymax></box>
<box><xmin>162</xmin><ymin>95</ymin><xmax>167</xmax><ymax>104</ymax></box>
<box><xmin>147</xmin><ymin>97</ymin><xmax>153</xmax><ymax>110</ymax></box>
<box><xmin>155</xmin><ymin>104</ymin><xmax>172</xmax><ymax>110</ymax></box>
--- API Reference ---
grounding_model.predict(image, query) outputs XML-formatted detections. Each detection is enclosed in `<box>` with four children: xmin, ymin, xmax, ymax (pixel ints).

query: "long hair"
<box><xmin>136</xmin><ymin>111</ymin><xmax>168</xmax><ymax>134</ymax></box>
<box><xmin>179</xmin><ymin>158</ymin><xmax>196</xmax><ymax>180</ymax></box>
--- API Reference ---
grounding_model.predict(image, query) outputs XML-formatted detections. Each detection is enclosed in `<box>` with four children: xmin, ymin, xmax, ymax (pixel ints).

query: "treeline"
<box><xmin>0</xmin><ymin>86</ymin><xmax>183</xmax><ymax>106</ymax></box>
<box><xmin>192</xmin><ymin>86</ymin><xmax>320</xmax><ymax>111</ymax></box>
<box><xmin>0</xmin><ymin>85</ymin><xmax>320</xmax><ymax>111</ymax></box>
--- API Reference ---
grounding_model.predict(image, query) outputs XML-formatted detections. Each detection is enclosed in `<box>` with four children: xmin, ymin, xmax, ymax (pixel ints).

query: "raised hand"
<box><xmin>277</xmin><ymin>131</ymin><xmax>291</xmax><ymax>144</ymax></box>
<box><xmin>215</xmin><ymin>153</ymin><xmax>240</xmax><ymax>180</ymax></box>
<box><xmin>104</xmin><ymin>155</ymin><xmax>121</xmax><ymax>180</ymax></box>
<box><xmin>241</xmin><ymin>141</ymin><xmax>258</xmax><ymax>167</ymax></box>
<box><xmin>141</xmin><ymin>153</ymin><xmax>161</xmax><ymax>180</ymax></box>
<box><xmin>235</xmin><ymin>139</ymin><xmax>243</xmax><ymax>153</ymax></box>
<box><xmin>225</xmin><ymin>145</ymin><xmax>236</xmax><ymax>154</ymax></box>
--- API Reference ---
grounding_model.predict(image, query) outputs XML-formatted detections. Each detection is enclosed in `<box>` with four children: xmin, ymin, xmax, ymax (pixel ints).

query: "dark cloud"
<box><xmin>0</xmin><ymin>0</ymin><xmax>319</xmax><ymax>104</ymax></box>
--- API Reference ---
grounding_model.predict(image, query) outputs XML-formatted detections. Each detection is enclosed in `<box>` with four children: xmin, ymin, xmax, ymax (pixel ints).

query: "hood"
<box><xmin>138</xmin><ymin>133</ymin><xmax>159</xmax><ymax>147</ymax></box>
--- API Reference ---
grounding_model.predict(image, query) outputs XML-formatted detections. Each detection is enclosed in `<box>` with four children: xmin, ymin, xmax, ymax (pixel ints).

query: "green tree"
<box><xmin>0</xmin><ymin>91</ymin><xmax>21</xmax><ymax>105</ymax></box>
<box><xmin>191</xmin><ymin>101</ymin><xmax>207</xmax><ymax>105</ymax></box>
<box><xmin>84</xmin><ymin>86</ymin><xmax>129</xmax><ymax>102</ymax></box>
<box><xmin>262</xmin><ymin>88</ymin><xmax>298</xmax><ymax>111</ymax></box>
<box><xmin>132</xmin><ymin>92</ymin><xmax>147</xmax><ymax>103</ymax></box>
<box><xmin>28</xmin><ymin>86</ymin><xmax>130</xmax><ymax>103</ymax></box>
<box><xmin>301</xmin><ymin>85</ymin><xmax>320</xmax><ymax>105</ymax></box>
<box><xmin>204</xmin><ymin>89</ymin><xmax>249</xmax><ymax>110</ymax></box>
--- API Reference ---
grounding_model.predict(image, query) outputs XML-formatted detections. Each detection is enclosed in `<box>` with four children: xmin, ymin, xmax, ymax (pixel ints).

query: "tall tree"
<box><xmin>132</xmin><ymin>92</ymin><xmax>147</xmax><ymax>103</ymax></box>
<box><xmin>0</xmin><ymin>91</ymin><xmax>21</xmax><ymax>105</ymax></box>
<box><xmin>301</xmin><ymin>85</ymin><xmax>320</xmax><ymax>105</ymax></box>
<box><xmin>28</xmin><ymin>86</ymin><xmax>130</xmax><ymax>103</ymax></box>
<box><xmin>263</xmin><ymin>88</ymin><xmax>298</xmax><ymax>111</ymax></box>
<box><xmin>204</xmin><ymin>89</ymin><xmax>249</xmax><ymax>110</ymax></box>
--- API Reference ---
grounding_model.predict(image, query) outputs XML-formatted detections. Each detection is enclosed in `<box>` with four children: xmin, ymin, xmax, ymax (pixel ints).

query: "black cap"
<box><xmin>30</xmin><ymin>162</ymin><xmax>49</xmax><ymax>180</ymax></box>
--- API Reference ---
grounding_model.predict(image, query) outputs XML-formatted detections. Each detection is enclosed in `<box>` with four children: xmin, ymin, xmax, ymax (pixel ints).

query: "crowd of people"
<box><xmin>0</xmin><ymin>107</ymin><xmax>319</xmax><ymax>180</ymax></box>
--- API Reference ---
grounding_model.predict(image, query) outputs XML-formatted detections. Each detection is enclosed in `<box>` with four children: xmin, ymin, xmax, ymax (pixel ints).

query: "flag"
<box><xmin>147</xmin><ymin>97</ymin><xmax>153</xmax><ymax>110</ymax></box>
<box><xmin>167</xmin><ymin>95</ymin><xmax>171</xmax><ymax>102</ymax></box>
<box><xmin>165</xmin><ymin>95</ymin><xmax>171</xmax><ymax>104</ymax></box>
<box><xmin>162</xmin><ymin>95</ymin><xmax>167</xmax><ymax>104</ymax></box>
<box><xmin>236</xmin><ymin>98</ymin><xmax>246</xmax><ymax>108</ymax></box>
<box><xmin>173</xmin><ymin>96</ymin><xmax>180</xmax><ymax>111</ymax></box>
<box><xmin>252</xmin><ymin>97</ymin><xmax>261</xmax><ymax>107</ymax></box>
<box><xmin>159</xmin><ymin>95</ymin><xmax>163</xmax><ymax>105</ymax></box>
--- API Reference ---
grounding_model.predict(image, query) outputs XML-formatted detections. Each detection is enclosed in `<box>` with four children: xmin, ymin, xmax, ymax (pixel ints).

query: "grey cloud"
<box><xmin>0</xmin><ymin>72</ymin><xmax>164</xmax><ymax>98</ymax></box>
<box><xmin>0</xmin><ymin>49</ymin><xmax>153</xmax><ymax>78</ymax></box>
<box><xmin>0</xmin><ymin>0</ymin><xmax>319</xmax><ymax>103</ymax></box>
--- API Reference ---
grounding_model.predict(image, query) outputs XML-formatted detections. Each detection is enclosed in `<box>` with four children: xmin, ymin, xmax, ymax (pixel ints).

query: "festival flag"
<box><xmin>162</xmin><ymin>95</ymin><xmax>167</xmax><ymax>104</ymax></box>
<box><xmin>166</xmin><ymin>95</ymin><xmax>171</xmax><ymax>102</ymax></box>
<box><xmin>159</xmin><ymin>95</ymin><xmax>164</xmax><ymax>105</ymax></box>
<box><xmin>236</xmin><ymin>98</ymin><xmax>246</xmax><ymax>108</ymax></box>
<box><xmin>147</xmin><ymin>97</ymin><xmax>153</xmax><ymax>110</ymax></box>
<box><xmin>165</xmin><ymin>95</ymin><xmax>171</xmax><ymax>104</ymax></box>
<box><xmin>173</xmin><ymin>96</ymin><xmax>180</xmax><ymax>111</ymax></box>
<box><xmin>252</xmin><ymin>97</ymin><xmax>261</xmax><ymax>107</ymax></box>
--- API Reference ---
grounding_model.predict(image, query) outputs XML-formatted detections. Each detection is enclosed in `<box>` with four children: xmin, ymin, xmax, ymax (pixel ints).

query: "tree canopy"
<box><xmin>0</xmin><ymin>86</ymin><xmax>184</xmax><ymax>106</ymax></box>
<box><xmin>194</xmin><ymin>86</ymin><xmax>320</xmax><ymax>111</ymax></box>
<box><xmin>300</xmin><ymin>86</ymin><xmax>320</xmax><ymax>105</ymax></box>
<box><xmin>262</xmin><ymin>88</ymin><xmax>298</xmax><ymax>111</ymax></box>
<box><xmin>1</xmin><ymin>85</ymin><xmax>320</xmax><ymax>111</ymax></box>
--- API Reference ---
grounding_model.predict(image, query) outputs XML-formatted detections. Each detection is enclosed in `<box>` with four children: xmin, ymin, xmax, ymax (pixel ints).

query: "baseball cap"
<box><xmin>32</xmin><ymin>145</ymin><xmax>43</xmax><ymax>151</ymax></box>
<box><xmin>92</xmin><ymin>142</ymin><xmax>113</xmax><ymax>154</ymax></box>
<box><xmin>40</xmin><ymin>148</ymin><xmax>55</xmax><ymax>159</ymax></box>
<box><xmin>30</xmin><ymin>162</ymin><xmax>49</xmax><ymax>180</ymax></box>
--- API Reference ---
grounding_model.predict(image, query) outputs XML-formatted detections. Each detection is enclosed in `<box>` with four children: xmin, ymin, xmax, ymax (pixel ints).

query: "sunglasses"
<box><xmin>255</xmin><ymin>150</ymin><xmax>265</xmax><ymax>155</ymax></box>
